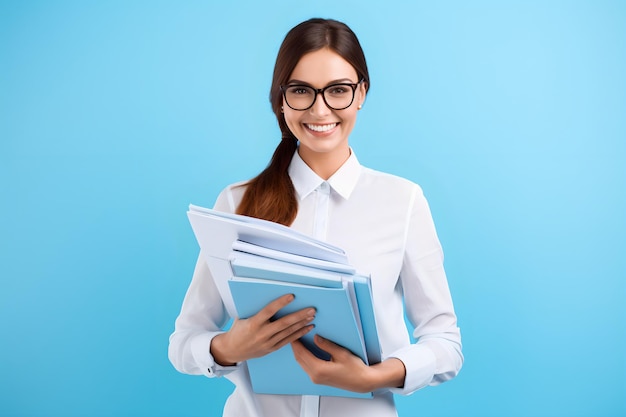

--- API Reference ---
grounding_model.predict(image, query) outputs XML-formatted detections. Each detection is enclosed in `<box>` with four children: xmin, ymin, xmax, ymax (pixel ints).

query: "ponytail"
<box><xmin>236</xmin><ymin>134</ymin><xmax>298</xmax><ymax>226</ymax></box>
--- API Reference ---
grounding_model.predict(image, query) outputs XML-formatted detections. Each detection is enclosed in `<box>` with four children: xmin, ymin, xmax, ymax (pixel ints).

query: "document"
<box><xmin>187</xmin><ymin>205</ymin><xmax>381</xmax><ymax>398</ymax></box>
<box><xmin>188</xmin><ymin>204</ymin><xmax>348</xmax><ymax>264</ymax></box>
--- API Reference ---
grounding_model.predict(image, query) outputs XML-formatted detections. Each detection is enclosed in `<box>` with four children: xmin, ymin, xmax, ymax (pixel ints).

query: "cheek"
<box><xmin>283</xmin><ymin>112</ymin><xmax>305</xmax><ymax>138</ymax></box>
<box><xmin>284</xmin><ymin>113</ymin><xmax>300</xmax><ymax>129</ymax></box>
<box><xmin>339</xmin><ymin>109</ymin><xmax>358</xmax><ymax>125</ymax></box>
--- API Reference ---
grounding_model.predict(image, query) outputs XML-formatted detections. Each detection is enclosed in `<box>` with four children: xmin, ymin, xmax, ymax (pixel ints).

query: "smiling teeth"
<box><xmin>306</xmin><ymin>123</ymin><xmax>337</xmax><ymax>132</ymax></box>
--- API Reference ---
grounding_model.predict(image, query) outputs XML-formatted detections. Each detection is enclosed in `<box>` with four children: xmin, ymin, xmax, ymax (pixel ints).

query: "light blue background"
<box><xmin>1</xmin><ymin>1</ymin><xmax>624</xmax><ymax>416</ymax></box>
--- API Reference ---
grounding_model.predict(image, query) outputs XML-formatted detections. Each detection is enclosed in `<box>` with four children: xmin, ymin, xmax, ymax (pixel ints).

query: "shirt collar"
<box><xmin>288</xmin><ymin>148</ymin><xmax>362</xmax><ymax>201</ymax></box>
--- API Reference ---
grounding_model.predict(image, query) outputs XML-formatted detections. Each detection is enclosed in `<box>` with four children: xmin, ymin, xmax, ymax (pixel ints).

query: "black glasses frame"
<box><xmin>280</xmin><ymin>79</ymin><xmax>364</xmax><ymax>111</ymax></box>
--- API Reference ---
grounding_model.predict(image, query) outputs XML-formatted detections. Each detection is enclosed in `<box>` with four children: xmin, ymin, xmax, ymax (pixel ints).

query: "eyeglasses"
<box><xmin>280</xmin><ymin>79</ymin><xmax>363</xmax><ymax>111</ymax></box>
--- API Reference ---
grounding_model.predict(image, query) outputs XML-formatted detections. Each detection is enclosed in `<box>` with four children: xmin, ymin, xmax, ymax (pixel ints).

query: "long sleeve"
<box><xmin>168</xmin><ymin>253</ymin><xmax>241</xmax><ymax>377</ymax></box>
<box><xmin>168</xmin><ymin>188</ymin><xmax>242</xmax><ymax>378</ymax></box>
<box><xmin>388</xmin><ymin>186</ymin><xmax>463</xmax><ymax>395</ymax></box>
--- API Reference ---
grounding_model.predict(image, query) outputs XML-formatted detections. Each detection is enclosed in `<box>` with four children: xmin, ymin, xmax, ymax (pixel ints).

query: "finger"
<box><xmin>291</xmin><ymin>340</ymin><xmax>318</xmax><ymax>368</ymax></box>
<box><xmin>250</xmin><ymin>308</ymin><xmax>315</xmax><ymax>355</ymax></box>
<box><xmin>291</xmin><ymin>339</ymin><xmax>305</xmax><ymax>356</ymax></box>
<box><xmin>269</xmin><ymin>320</ymin><xmax>315</xmax><ymax>351</ymax></box>
<box><xmin>265</xmin><ymin>309</ymin><xmax>316</xmax><ymax>345</ymax></box>
<box><xmin>268</xmin><ymin>307</ymin><xmax>316</xmax><ymax>333</ymax></box>
<box><xmin>314</xmin><ymin>335</ymin><xmax>344</xmax><ymax>357</ymax></box>
<box><xmin>315</xmin><ymin>335</ymin><xmax>363</xmax><ymax>365</ymax></box>
<box><xmin>253</xmin><ymin>293</ymin><xmax>295</xmax><ymax>323</ymax></box>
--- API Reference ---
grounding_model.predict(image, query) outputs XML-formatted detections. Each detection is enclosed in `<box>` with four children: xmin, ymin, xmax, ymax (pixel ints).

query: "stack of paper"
<box><xmin>187</xmin><ymin>204</ymin><xmax>381</xmax><ymax>398</ymax></box>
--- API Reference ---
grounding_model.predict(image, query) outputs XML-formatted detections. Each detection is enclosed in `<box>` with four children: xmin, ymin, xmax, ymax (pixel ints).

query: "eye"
<box><xmin>287</xmin><ymin>86</ymin><xmax>312</xmax><ymax>95</ymax></box>
<box><xmin>327</xmin><ymin>85</ymin><xmax>350</xmax><ymax>95</ymax></box>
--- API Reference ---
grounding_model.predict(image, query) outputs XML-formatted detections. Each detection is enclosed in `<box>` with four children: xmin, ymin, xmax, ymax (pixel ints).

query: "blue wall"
<box><xmin>1</xmin><ymin>1</ymin><xmax>624</xmax><ymax>416</ymax></box>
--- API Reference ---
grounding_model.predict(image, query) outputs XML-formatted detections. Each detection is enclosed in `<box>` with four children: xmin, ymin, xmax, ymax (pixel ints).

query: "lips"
<box><xmin>305</xmin><ymin>123</ymin><xmax>338</xmax><ymax>132</ymax></box>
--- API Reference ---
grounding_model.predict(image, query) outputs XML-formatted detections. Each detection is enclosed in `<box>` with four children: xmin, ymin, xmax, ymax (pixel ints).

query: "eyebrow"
<box><xmin>286</xmin><ymin>78</ymin><xmax>357</xmax><ymax>86</ymax></box>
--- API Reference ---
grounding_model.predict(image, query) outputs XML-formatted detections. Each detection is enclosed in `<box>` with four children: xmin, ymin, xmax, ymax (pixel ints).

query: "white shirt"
<box><xmin>169</xmin><ymin>150</ymin><xmax>463</xmax><ymax>417</ymax></box>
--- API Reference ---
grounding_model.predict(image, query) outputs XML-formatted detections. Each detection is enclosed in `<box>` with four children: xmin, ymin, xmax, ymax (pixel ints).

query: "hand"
<box><xmin>292</xmin><ymin>334</ymin><xmax>373</xmax><ymax>392</ymax></box>
<box><xmin>211</xmin><ymin>294</ymin><xmax>316</xmax><ymax>366</ymax></box>
<box><xmin>292</xmin><ymin>335</ymin><xmax>406</xmax><ymax>393</ymax></box>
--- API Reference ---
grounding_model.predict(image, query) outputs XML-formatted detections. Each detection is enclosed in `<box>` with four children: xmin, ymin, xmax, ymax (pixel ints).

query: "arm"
<box><xmin>389</xmin><ymin>185</ymin><xmax>463</xmax><ymax>394</ymax></box>
<box><xmin>291</xmin><ymin>185</ymin><xmax>463</xmax><ymax>394</ymax></box>
<box><xmin>168</xmin><ymin>253</ymin><xmax>233</xmax><ymax>377</ymax></box>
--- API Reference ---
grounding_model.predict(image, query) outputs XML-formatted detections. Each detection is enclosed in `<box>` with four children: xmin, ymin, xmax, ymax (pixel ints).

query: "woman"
<box><xmin>169</xmin><ymin>18</ymin><xmax>463</xmax><ymax>417</ymax></box>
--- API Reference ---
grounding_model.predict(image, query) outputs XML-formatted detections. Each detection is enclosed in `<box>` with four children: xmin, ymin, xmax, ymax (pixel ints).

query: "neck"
<box><xmin>298</xmin><ymin>146</ymin><xmax>351</xmax><ymax>180</ymax></box>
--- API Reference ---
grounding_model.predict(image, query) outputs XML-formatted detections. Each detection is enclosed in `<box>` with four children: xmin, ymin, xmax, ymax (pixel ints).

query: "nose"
<box><xmin>309</xmin><ymin>91</ymin><xmax>331</xmax><ymax>117</ymax></box>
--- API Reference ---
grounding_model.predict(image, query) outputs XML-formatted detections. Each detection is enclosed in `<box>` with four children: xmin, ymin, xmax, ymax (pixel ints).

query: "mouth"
<box><xmin>305</xmin><ymin>123</ymin><xmax>338</xmax><ymax>133</ymax></box>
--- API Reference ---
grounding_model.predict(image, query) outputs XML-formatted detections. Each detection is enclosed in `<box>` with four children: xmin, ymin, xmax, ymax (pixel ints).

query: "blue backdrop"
<box><xmin>1</xmin><ymin>1</ymin><xmax>624</xmax><ymax>416</ymax></box>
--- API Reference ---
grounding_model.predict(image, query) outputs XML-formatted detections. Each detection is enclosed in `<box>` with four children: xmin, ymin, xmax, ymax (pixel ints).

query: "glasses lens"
<box><xmin>323</xmin><ymin>84</ymin><xmax>355</xmax><ymax>110</ymax></box>
<box><xmin>284</xmin><ymin>85</ymin><xmax>316</xmax><ymax>110</ymax></box>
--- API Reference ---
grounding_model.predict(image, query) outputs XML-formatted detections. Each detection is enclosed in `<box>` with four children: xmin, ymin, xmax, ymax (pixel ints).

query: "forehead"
<box><xmin>289</xmin><ymin>48</ymin><xmax>358</xmax><ymax>85</ymax></box>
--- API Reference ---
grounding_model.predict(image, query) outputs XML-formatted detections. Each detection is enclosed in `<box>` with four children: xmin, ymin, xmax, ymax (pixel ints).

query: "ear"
<box><xmin>357</xmin><ymin>81</ymin><xmax>367</xmax><ymax>107</ymax></box>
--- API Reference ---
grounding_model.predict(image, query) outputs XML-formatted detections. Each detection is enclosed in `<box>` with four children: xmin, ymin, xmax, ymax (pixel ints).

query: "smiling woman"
<box><xmin>233</xmin><ymin>19</ymin><xmax>372</xmax><ymax>226</ymax></box>
<box><xmin>168</xmin><ymin>18</ymin><xmax>463</xmax><ymax>417</ymax></box>
<box><xmin>281</xmin><ymin>48</ymin><xmax>367</xmax><ymax>179</ymax></box>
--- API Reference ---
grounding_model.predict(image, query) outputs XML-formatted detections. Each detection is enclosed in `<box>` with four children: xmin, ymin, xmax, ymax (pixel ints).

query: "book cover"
<box><xmin>228</xmin><ymin>277</ymin><xmax>372</xmax><ymax>398</ymax></box>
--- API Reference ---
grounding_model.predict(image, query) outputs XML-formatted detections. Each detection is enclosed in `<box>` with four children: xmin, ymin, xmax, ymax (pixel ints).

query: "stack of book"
<box><xmin>187</xmin><ymin>204</ymin><xmax>381</xmax><ymax>398</ymax></box>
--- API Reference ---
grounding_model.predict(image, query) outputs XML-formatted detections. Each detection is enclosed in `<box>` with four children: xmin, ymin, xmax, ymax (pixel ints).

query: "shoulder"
<box><xmin>358</xmin><ymin>165</ymin><xmax>424</xmax><ymax>198</ymax></box>
<box><xmin>213</xmin><ymin>180</ymin><xmax>249</xmax><ymax>213</ymax></box>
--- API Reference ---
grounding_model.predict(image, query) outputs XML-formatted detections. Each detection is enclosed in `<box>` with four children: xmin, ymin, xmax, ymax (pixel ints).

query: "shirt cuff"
<box><xmin>191</xmin><ymin>331</ymin><xmax>241</xmax><ymax>378</ymax></box>
<box><xmin>387</xmin><ymin>343</ymin><xmax>437</xmax><ymax>395</ymax></box>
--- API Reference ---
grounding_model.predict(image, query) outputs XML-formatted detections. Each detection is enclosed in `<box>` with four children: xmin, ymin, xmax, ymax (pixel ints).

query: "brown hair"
<box><xmin>236</xmin><ymin>18</ymin><xmax>370</xmax><ymax>225</ymax></box>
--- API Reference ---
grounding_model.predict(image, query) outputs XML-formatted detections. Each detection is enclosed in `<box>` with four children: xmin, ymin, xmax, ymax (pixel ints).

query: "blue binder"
<box><xmin>228</xmin><ymin>251</ymin><xmax>381</xmax><ymax>398</ymax></box>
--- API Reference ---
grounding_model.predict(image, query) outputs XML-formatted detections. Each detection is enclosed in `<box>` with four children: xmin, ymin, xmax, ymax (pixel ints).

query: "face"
<box><xmin>282</xmin><ymin>48</ymin><xmax>366</xmax><ymax>169</ymax></box>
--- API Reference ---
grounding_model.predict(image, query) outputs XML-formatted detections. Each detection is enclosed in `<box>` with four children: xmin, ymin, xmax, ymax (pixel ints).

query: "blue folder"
<box><xmin>228</xmin><ymin>251</ymin><xmax>381</xmax><ymax>398</ymax></box>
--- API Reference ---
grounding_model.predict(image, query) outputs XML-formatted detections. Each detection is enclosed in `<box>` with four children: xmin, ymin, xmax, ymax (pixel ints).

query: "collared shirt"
<box><xmin>169</xmin><ymin>150</ymin><xmax>463</xmax><ymax>417</ymax></box>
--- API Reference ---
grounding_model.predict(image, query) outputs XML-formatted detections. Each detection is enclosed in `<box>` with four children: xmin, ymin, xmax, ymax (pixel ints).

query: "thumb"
<box><xmin>314</xmin><ymin>334</ymin><xmax>340</xmax><ymax>352</ymax></box>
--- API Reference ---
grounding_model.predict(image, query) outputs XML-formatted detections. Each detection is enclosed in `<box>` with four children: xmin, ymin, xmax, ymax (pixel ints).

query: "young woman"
<box><xmin>169</xmin><ymin>18</ymin><xmax>463</xmax><ymax>417</ymax></box>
